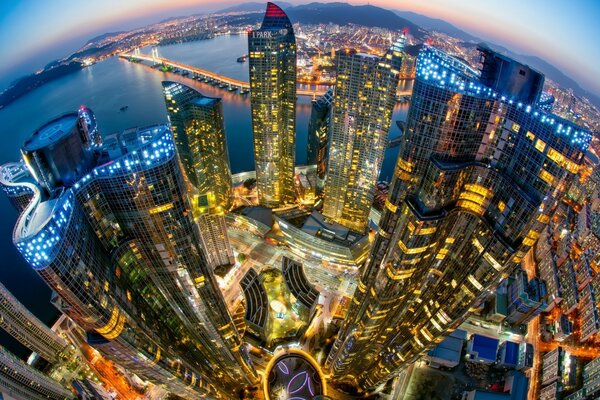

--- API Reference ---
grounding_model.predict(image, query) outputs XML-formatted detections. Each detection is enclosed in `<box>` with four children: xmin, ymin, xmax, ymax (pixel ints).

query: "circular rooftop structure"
<box><xmin>264</xmin><ymin>350</ymin><xmax>326</xmax><ymax>400</ymax></box>
<box><xmin>23</xmin><ymin>113</ymin><xmax>79</xmax><ymax>151</ymax></box>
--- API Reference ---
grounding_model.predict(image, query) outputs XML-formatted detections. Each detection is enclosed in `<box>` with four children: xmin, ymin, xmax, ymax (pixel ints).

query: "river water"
<box><xmin>0</xmin><ymin>34</ymin><xmax>410</xmax><ymax>356</ymax></box>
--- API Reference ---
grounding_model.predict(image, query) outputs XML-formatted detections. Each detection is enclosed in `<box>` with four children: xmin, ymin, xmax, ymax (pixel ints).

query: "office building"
<box><xmin>20</xmin><ymin>106</ymin><xmax>99</xmax><ymax>194</ymax></box>
<box><xmin>325</xmin><ymin>45</ymin><xmax>589</xmax><ymax>389</ymax></box>
<box><xmin>162</xmin><ymin>81</ymin><xmax>235</xmax><ymax>269</ymax></box>
<box><xmin>563</xmin><ymin>356</ymin><xmax>600</xmax><ymax>400</ymax></box>
<box><xmin>506</xmin><ymin>269</ymin><xmax>548</xmax><ymax>325</ymax></box>
<box><xmin>248</xmin><ymin>2</ymin><xmax>296</xmax><ymax>207</ymax></box>
<box><xmin>0</xmin><ymin>346</ymin><xmax>73</xmax><ymax>400</ymax></box>
<box><xmin>322</xmin><ymin>38</ymin><xmax>404</xmax><ymax>232</ymax></box>
<box><xmin>0</xmin><ymin>282</ymin><xmax>67</xmax><ymax>364</ymax></box>
<box><xmin>2</xmin><ymin>110</ymin><xmax>256</xmax><ymax>399</ymax></box>
<box><xmin>193</xmin><ymin>192</ymin><xmax>236</xmax><ymax>268</ymax></box>
<box><xmin>307</xmin><ymin>88</ymin><xmax>333</xmax><ymax>197</ymax></box>
<box><xmin>162</xmin><ymin>81</ymin><xmax>232</xmax><ymax>210</ymax></box>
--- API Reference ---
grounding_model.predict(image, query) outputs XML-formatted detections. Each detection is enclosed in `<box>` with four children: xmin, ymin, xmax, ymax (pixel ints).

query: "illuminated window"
<box><xmin>498</xmin><ymin>201</ymin><xmax>506</xmax><ymax>212</ymax></box>
<box><xmin>537</xmin><ymin>214</ymin><xmax>550</xmax><ymax>224</ymax></box>
<box><xmin>464</xmin><ymin>184</ymin><xmax>492</xmax><ymax>198</ymax></box>
<box><xmin>511</xmin><ymin>122</ymin><xmax>520</xmax><ymax>133</ymax></box>
<box><xmin>417</xmin><ymin>226</ymin><xmax>437</xmax><ymax>235</ymax></box>
<box><xmin>526</xmin><ymin>131</ymin><xmax>535</xmax><ymax>141</ymax></box>
<box><xmin>539</xmin><ymin>169</ymin><xmax>555</xmax><ymax>185</ymax></box>
<box><xmin>398</xmin><ymin>239</ymin><xmax>429</xmax><ymax>254</ymax></box>
<box><xmin>535</xmin><ymin>139</ymin><xmax>546</xmax><ymax>153</ymax></box>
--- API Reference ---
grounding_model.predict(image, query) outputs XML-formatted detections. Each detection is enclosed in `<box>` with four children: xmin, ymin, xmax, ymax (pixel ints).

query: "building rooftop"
<box><xmin>192</xmin><ymin>96</ymin><xmax>219</xmax><ymax>107</ymax></box>
<box><xmin>427</xmin><ymin>329</ymin><xmax>467</xmax><ymax>366</ymax></box>
<box><xmin>416</xmin><ymin>45</ymin><xmax>591</xmax><ymax>151</ymax></box>
<box><xmin>502</xmin><ymin>341</ymin><xmax>520</xmax><ymax>365</ymax></box>
<box><xmin>259</xmin><ymin>2</ymin><xmax>292</xmax><ymax>30</ymax></box>
<box><xmin>467</xmin><ymin>390</ymin><xmax>510</xmax><ymax>400</ymax></box>
<box><xmin>470</xmin><ymin>334</ymin><xmax>499</xmax><ymax>362</ymax></box>
<box><xmin>23</xmin><ymin>113</ymin><xmax>78</xmax><ymax>151</ymax></box>
<box><xmin>302</xmin><ymin>210</ymin><xmax>364</xmax><ymax>244</ymax></box>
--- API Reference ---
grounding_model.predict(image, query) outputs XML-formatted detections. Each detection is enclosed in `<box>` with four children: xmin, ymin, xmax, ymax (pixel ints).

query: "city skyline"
<box><xmin>0</xmin><ymin>2</ymin><xmax>598</xmax><ymax>399</ymax></box>
<box><xmin>1</xmin><ymin>1</ymin><xmax>600</xmax><ymax>97</ymax></box>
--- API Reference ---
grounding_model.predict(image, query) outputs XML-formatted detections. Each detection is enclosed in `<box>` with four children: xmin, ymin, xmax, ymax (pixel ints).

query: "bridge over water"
<box><xmin>119</xmin><ymin>50</ymin><xmax>412</xmax><ymax>100</ymax></box>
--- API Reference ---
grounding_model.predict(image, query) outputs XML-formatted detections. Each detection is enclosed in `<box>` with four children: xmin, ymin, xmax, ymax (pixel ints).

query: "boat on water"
<box><xmin>120</xmin><ymin>106</ymin><xmax>129</xmax><ymax>112</ymax></box>
<box><xmin>237</xmin><ymin>54</ymin><xmax>248</xmax><ymax>63</ymax></box>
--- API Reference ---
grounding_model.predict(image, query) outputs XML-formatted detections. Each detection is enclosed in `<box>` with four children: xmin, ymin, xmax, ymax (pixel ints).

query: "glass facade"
<box><xmin>3</xmin><ymin>114</ymin><xmax>256</xmax><ymax>398</ymax></box>
<box><xmin>307</xmin><ymin>88</ymin><xmax>333</xmax><ymax>198</ymax></box>
<box><xmin>161</xmin><ymin>81</ymin><xmax>233</xmax><ymax>210</ymax></box>
<box><xmin>248</xmin><ymin>2</ymin><xmax>296</xmax><ymax>208</ymax></box>
<box><xmin>192</xmin><ymin>192</ymin><xmax>236</xmax><ymax>268</ymax></box>
<box><xmin>323</xmin><ymin>38</ymin><xmax>404</xmax><ymax>232</ymax></box>
<box><xmin>325</xmin><ymin>45</ymin><xmax>590</xmax><ymax>389</ymax></box>
<box><xmin>162</xmin><ymin>81</ymin><xmax>235</xmax><ymax>269</ymax></box>
<box><xmin>0</xmin><ymin>162</ymin><xmax>35</xmax><ymax>212</ymax></box>
<box><xmin>0</xmin><ymin>282</ymin><xmax>67</xmax><ymax>364</ymax></box>
<box><xmin>0</xmin><ymin>346</ymin><xmax>73</xmax><ymax>400</ymax></box>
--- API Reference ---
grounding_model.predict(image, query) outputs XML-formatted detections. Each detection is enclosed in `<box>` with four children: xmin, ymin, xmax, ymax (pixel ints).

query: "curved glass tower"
<box><xmin>323</xmin><ymin>38</ymin><xmax>404</xmax><ymax>232</ymax></box>
<box><xmin>248</xmin><ymin>2</ymin><xmax>296</xmax><ymax>208</ymax></box>
<box><xmin>325</xmin><ymin>45</ymin><xmax>590</xmax><ymax>390</ymax></box>
<box><xmin>162</xmin><ymin>81</ymin><xmax>233</xmax><ymax>210</ymax></box>
<box><xmin>162</xmin><ymin>81</ymin><xmax>236</xmax><ymax>269</ymax></box>
<box><xmin>3</xmin><ymin>111</ymin><xmax>256</xmax><ymax>399</ymax></box>
<box><xmin>0</xmin><ymin>281</ymin><xmax>67</xmax><ymax>364</ymax></box>
<box><xmin>0</xmin><ymin>346</ymin><xmax>73</xmax><ymax>400</ymax></box>
<box><xmin>307</xmin><ymin>88</ymin><xmax>333</xmax><ymax>198</ymax></box>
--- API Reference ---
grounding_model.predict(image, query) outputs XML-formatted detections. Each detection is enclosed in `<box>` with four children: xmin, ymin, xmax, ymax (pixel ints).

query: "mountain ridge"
<box><xmin>395</xmin><ymin>8</ymin><xmax>600</xmax><ymax>109</ymax></box>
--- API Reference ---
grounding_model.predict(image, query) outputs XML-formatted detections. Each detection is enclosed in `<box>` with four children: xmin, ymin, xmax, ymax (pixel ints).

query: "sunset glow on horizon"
<box><xmin>1</xmin><ymin>0</ymin><xmax>599</xmax><ymax>95</ymax></box>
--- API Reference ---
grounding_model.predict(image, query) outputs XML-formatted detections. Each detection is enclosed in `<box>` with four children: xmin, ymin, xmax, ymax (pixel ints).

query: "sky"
<box><xmin>0</xmin><ymin>0</ymin><xmax>599</xmax><ymax>95</ymax></box>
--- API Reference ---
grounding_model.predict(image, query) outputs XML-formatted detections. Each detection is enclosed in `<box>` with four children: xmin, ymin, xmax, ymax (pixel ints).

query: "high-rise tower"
<box><xmin>323</xmin><ymin>38</ymin><xmax>404</xmax><ymax>232</ymax></box>
<box><xmin>162</xmin><ymin>81</ymin><xmax>236</xmax><ymax>270</ymax></box>
<box><xmin>0</xmin><ymin>346</ymin><xmax>74</xmax><ymax>400</ymax></box>
<box><xmin>0</xmin><ymin>282</ymin><xmax>67</xmax><ymax>364</ymax></box>
<box><xmin>248</xmin><ymin>2</ymin><xmax>296</xmax><ymax>207</ymax></box>
<box><xmin>3</xmin><ymin>110</ymin><xmax>256</xmax><ymax>399</ymax></box>
<box><xmin>307</xmin><ymin>88</ymin><xmax>333</xmax><ymax>198</ymax></box>
<box><xmin>162</xmin><ymin>81</ymin><xmax>233</xmax><ymax>210</ymax></box>
<box><xmin>326</xmin><ymin>45</ymin><xmax>590</xmax><ymax>389</ymax></box>
<box><xmin>192</xmin><ymin>192</ymin><xmax>236</xmax><ymax>268</ymax></box>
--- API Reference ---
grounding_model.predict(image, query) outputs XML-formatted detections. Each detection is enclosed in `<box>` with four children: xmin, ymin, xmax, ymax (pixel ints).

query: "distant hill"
<box><xmin>394</xmin><ymin>10</ymin><xmax>479</xmax><ymax>42</ymax></box>
<box><xmin>286</xmin><ymin>3</ymin><xmax>425</xmax><ymax>39</ymax></box>
<box><xmin>0</xmin><ymin>62</ymin><xmax>83</xmax><ymax>108</ymax></box>
<box><xmin>459</xmin><ymin>42</ymin><xmax>600</xmax><ymax>109</ymax></box>
<box><xmin>396</xmin><ymin>9</ymin><xmax>600</xmax><ymax>109</ymax></box>
<box><xmin>85</xmin><ymin>31</ymin><xmax>127</xmax><ymax>45</ymax></box>
<box><xmin>218</xmin><ymin>2</ymin><xmax>292</xmax><ymax>13</ymax></box>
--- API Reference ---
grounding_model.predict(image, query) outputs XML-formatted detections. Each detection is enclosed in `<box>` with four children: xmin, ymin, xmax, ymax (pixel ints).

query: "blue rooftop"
<box><xmin>192</xmin><ymin>96</ymin><xmax>219</xmax><ymax>107</ymax></box>
<box><xmin>23</xmin><ymin>113</ymin><xmax>78</xmax><ymax>151</ymax></box>
<box><xmin>471</xmin><ymin>334</ymin><xmax>499</xmax><ymax>362</ymax></box>
<box><xmin>502</xmin><ymin>341</ymin><xmax>519</xmax><ymax>365</ymax></box>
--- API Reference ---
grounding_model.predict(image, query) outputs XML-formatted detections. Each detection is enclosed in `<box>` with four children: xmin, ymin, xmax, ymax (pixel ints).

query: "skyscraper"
<box><xmin>323</xmin><ymin>38</ymin><xmax>404</xmax><ymax>232</ymax></box>
<box><xmin>307</xmin><ymin>88</ymin><xmax>333</xmax><ymax>198</ymax></box>
<box><xmin>162</xmin><ymin>81</ymin><xmax>233</xmax><ymax>210</ymax></box>
<box><xmin>162</xmin><ymin>81</ymin><xmax>236</xmax><ymax>269</ymax></box>
<box><xmin>0</xmin><ymin>346</ymin><xmax>74</xmax><ymax>400</ymax></box>
<box><xmin>248</xmin><ymin>2</ymin><xmax>296</xmax><ymax>208</ymax></box>
<box><xmin>3</xmin><ymin>110</ymin><xmax>256</xmax><ymax>399</ymax></box>
<box><xmin>192</xmin><ymin>192</ymin><xmax>236</xmax><ymax>269</ymax></box>
<box><xmin>326</xmin><ymin>45</ymin><xmax>590</xmax><ymax>389</ymax></box>
<box><xmin>0</xmin><ymin>163</ymin><xmax>35</xmax><ymax>212</ymax></box>
<box><xmin>0</xmin><ymin>282</ymin><xmax>67</xmax><ymax>364</ymax></box>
